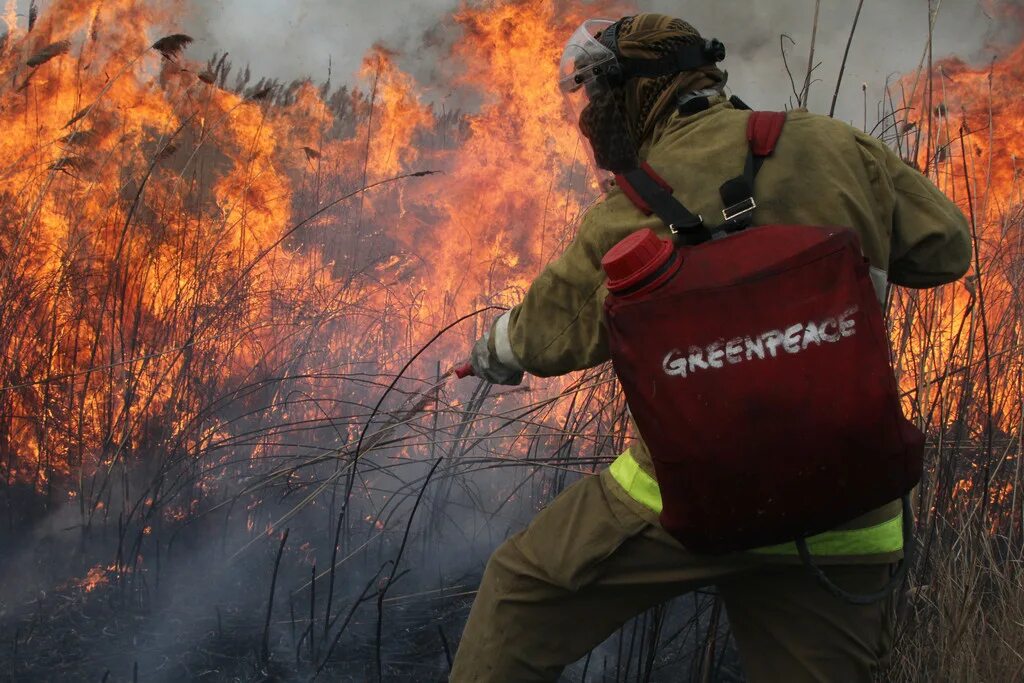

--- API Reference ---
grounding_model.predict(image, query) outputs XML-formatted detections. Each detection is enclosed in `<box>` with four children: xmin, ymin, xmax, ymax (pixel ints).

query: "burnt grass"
<box><xmin>0</xmin><ymin>580</ymin><xmax>744</xmax><ymax>682</ymax></box>
<box><xmin>0</xmin><ymin>491</ymin><xmax>745</xmax><ymax>683</ymax></box>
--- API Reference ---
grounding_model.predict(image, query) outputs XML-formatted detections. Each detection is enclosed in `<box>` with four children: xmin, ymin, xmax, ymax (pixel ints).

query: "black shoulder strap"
<box><xmin>718</xmin><ymin>111</ymin><xmax>787</xmax><ymax>232</ymax></box>
<box><xmin>614</xmin><ymin>112</ymin><xmax>787</xmax><ymax>244</ymax></box>
<box><xmin>615</xmin><ymin>163</ymin><xmax>710</xmax><ymax>246</ymax></box>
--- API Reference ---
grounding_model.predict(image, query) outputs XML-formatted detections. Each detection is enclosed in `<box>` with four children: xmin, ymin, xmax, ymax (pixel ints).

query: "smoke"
<box><xmin>1</xmin><ymin>0</ymin><xmax>1005</xmax><ymax>117</ymax></box>
<box><xmin>184</xmin><ymin>0</ymin><xmax>1001</xmax><ymax>124</ymax></box>
<box><xmin>0</xmin><ymin>1</ymin><xmax>1013</xmax><ymax>679</ymax></box>
<box><xmin>658</xmin><ymin>0</ymin><xmax>997</xmax><ymax>122</ymax></box>
<box><xmin>184</xmin><ymin>0</ymin><xmax>462</xmax><ymax>82</ymax></box>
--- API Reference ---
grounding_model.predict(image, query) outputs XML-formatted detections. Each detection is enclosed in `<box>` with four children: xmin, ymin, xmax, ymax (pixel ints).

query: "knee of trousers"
<box><xmin>476</xmin><ymin>530</ymin><xmax>582</xmax><ymax>611</ymax></box>
<box><xmin>479</xmin><ymin>532</ymin><xmax>536</xmax><ymax>596</ymax></box>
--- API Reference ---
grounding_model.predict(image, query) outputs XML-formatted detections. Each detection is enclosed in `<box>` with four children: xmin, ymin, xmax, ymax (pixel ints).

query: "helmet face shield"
<box><xmin>557</xmin><ymin>15</ymin><xmax>729</xmax><ymax>191</ymax></box>
<box><xmin>559</xmin><ymin>19</ymin><xmax>635</xmax><ymax>192</ymax></box>
<box><xmin>558</xmin><ymin>19</ymin><xmax>617</xmax><ymax>96</ymax></box>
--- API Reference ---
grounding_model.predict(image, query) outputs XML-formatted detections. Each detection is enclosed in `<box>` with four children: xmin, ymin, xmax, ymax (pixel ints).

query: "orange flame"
<box><xmin>0</xmin><ymin>0</ymin><xmax>1019</xmax><ymax>537</ymax></box>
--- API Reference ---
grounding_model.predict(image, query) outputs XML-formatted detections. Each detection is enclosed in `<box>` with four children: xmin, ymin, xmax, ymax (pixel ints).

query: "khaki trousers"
<box><xmin>450</xmin><ymin>471</ymin><xmax>895</xmax><ymax>682</ymax></box>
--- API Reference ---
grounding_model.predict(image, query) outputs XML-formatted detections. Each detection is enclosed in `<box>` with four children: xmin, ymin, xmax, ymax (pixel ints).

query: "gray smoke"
<box><xmin>184</xmin><ymin>0</ymin><xmax>1002</xmax><ymax>124</ymax></box>
<box><xmin>653</xmin><ymin>0</ymin><xmax>997</xmax><ymax>122</ymax></box>
<box><xmin>184</xmin><ymin>0</ymin><xmax>462</xmax><ymax>82</ymax></box>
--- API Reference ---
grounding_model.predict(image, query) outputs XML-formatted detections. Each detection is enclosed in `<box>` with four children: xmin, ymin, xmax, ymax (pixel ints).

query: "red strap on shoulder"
<box><xmin>616</xmin><ymin>173</ymin><xmax>653</xmax><ymax>216</ymax></box>
<box><xmin>639</xmin><ymin>162</ymin><xmax>673</xmax><ymax>192</ymax></box>
<box><xmin>615</xmin><ymin>162</ymin><xmax>674</xmax><ymax>217</ymax></box>
<box><xmin>747</xmin><ymin>111</ymin><xmax>787</xmax><ymax>157</ymax></box>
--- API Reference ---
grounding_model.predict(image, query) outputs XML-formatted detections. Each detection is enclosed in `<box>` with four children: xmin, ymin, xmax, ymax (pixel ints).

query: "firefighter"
<box><xmin>450</xmin><ymin>13</ymin><xmax>970</xmax><ymax>683</ymax></box>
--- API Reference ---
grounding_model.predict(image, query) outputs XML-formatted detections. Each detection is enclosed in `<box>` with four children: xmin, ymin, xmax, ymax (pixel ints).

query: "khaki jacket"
<box><xmin>491</xmin><ymin>97</ymin><xmax>971</xmax><ymax>536</ymax></box>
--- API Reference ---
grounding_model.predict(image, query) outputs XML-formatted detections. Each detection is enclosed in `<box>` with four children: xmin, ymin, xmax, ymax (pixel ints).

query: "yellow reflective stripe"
<box><xmin>747</xmin><ymin>514</ymin><xmax>903</xmax><ymax>556</ymax></box>
<box><xmin>609</xmin><ymin>448</ymin><xmax>662</xmax><ymax>515</ymax></box>
<box><xmin>607</xmin><ymin>450</ymin><xmax>903</xmax><ymax>556</ymax></box>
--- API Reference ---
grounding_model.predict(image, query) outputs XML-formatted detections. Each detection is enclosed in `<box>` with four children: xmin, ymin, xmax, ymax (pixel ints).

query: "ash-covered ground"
<box><xmin>0</xmin><ymin>465</ymin><xmax>744</xmax><ymax>683</ymax></box>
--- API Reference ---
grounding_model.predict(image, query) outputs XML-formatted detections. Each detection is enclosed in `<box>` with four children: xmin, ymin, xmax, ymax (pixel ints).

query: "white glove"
<box><xmin>470</xmin><ymin>324</ymin><xmax>524</xmax><ymax>386</ymax></box>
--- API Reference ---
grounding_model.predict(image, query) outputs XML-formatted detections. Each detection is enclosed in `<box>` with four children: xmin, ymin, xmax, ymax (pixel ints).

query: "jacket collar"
<box><xmin>640</xmin><ymin>92</ymin><xmax>733</xmax><ymax>156</ymax></box>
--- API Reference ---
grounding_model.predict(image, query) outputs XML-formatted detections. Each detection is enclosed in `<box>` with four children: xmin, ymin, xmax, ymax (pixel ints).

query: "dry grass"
<box><xmin>889</xmin><ymin>517</ymin><xmax>1024</xmax><ymax>681</ymax></box>
<box><xmin>876</xmin><ymin>15</ymin><xmax>1024</xmax><ymax>673</ymax></box>
<box><xmin>0</xmin><ymin>2</ymin><xmax>1021</xmax><ymax>681</ymax></box>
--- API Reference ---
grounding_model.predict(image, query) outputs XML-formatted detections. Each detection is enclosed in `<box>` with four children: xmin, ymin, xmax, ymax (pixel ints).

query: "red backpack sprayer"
<box><xmin>454</xmin><ymin>111</ymin><xmax>921</xmax><ymax>605</ymax></box>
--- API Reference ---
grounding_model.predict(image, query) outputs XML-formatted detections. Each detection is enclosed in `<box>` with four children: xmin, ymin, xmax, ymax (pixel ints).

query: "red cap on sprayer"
<box><xmin>602</xmin><ymin>229</ymin><xmax>675</xmax><ymax>294</ymax></box>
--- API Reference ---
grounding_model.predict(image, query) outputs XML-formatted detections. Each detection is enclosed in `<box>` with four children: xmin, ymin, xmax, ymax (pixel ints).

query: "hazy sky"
<box><xmin>181</xmin><ymin>0</ymin><xmax>1004</xmax><ymax>121</ymax></box>
<box><xmin>2</xmin><ymin>1</ymin><xmax>1005</xmax><ymax>122</ymax></box>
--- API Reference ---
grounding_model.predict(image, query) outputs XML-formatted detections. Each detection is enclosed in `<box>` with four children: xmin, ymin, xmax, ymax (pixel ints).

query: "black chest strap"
<box><xmin>617</xmin><ymin>163</ymin><xmax>709</xmax><ymax>245</ymax></box>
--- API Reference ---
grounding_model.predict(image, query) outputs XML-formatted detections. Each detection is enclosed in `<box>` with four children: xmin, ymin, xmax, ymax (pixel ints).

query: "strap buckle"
<box><xmin>669</xmin><ymin>216</ymin><xmax>703</xmax><ymax>236</ymax></box>
<box><xmin>722</xmin><ymin>197</ymin><xmax>756</xmax><ymax>223</ymax></box>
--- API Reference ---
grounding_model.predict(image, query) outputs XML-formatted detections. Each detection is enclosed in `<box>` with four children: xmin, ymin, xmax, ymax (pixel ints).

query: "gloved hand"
<box><xmin>470</xmin><ymin>332</ymin><xmax>524</xmax><ymax>386</ymax></box>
